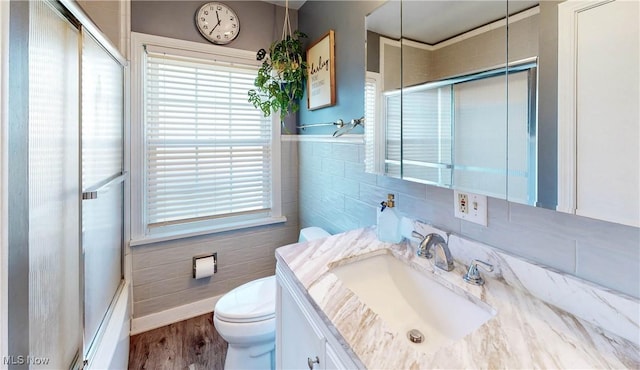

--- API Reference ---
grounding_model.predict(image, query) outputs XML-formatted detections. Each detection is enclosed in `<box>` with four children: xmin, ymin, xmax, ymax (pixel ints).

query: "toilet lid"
<box><xmin>214</xmin><ymin>275</ymin><xmax>276</xmax><ymax>323</ymax></box>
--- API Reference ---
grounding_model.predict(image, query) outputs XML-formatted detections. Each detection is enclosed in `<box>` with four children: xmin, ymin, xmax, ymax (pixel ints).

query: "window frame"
<box><xmin>129</xmin><ymin>32</ymin><xmax>284</xmax><ymax>246</ymax></box>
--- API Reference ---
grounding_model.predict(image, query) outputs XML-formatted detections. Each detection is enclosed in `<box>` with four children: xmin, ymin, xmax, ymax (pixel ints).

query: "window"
<box><xmin>364</xmin><ymin>72</ymin><xmax>381</xmax><ymax>174</ymax></box>
<box><xmin>130</xmin><ymin>34</ymin><xmax>283</xmax><ymax>244</ymax></box>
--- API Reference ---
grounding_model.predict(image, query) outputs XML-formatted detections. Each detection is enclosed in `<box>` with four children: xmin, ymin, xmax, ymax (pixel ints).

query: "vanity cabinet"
<box><xmin>276</xmin><ymin>264</ymin><xmax>360</xmax><ymax>370</ymax></box>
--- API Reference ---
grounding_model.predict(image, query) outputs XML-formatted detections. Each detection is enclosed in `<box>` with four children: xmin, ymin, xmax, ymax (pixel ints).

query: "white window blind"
<box><xmin>144</xmin><ymin>50</ymin><xmax>272</xmax><ymax>230</ymax></box>
<box><xmin>384</xmin><ymin>92</ymin><xmax>402</xmax><ymax>177</ymax></box>
<box><xmin>402</xmin><ymin>86</ymin><xmax>452</xmax><ymax>185</ymax></box>
<box><xmin>364</xmin><ymin>74</ymin><xmax>378</xmax><ymax>173</ymax></box>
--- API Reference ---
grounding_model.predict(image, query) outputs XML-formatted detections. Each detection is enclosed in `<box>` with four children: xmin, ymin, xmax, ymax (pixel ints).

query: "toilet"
<box><xmin>213</xmin><ymin>227</ymin><xmax>331</xmax><ymax>370</ymax></box>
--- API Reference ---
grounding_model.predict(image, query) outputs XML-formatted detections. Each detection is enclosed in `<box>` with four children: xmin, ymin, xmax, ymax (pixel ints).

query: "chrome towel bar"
<box><xmin>82</xmin><ymin>171</ymin><xmax>128</xmax><ymax>200</ymax></box>
<box><xmin>297</xmin><ymin>117</ymin><xmax>364</xmax><ymax>137</ymax></box>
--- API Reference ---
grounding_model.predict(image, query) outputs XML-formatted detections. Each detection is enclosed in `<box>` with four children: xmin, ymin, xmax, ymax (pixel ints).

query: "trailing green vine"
<box><xmin>248</xmin><ymin>31</ymin><xmax>308</xmax><ymax>122</ymax></box>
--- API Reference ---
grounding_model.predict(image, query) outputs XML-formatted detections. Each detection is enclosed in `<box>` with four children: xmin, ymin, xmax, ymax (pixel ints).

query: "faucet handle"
<box><xmin>463</xmin><ymin>259</ymin><xmax>494</xmax><ymax>286</ymax></box>
<box><xmin>412</xmin><ymin>231</ymin><xmax>434</xmax><ymax>258</ymax></box>
<box><xmin>411</xmin><ymin>231</ymin><xmax>432</xmax><ymax>258</ymax></box>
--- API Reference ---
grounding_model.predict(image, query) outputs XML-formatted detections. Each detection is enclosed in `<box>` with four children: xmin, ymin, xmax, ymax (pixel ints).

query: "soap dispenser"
<box><xmin>377</xmin><ymin>194</ymin><xmax>403</xmax><ymax>243</ymax></box>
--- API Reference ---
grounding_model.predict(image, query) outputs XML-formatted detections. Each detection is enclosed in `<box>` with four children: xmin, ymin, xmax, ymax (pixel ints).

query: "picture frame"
<box><xmin>306</xmin><ymin>30</ymin><xmax>336</xmax><ymax>110</ymax></box>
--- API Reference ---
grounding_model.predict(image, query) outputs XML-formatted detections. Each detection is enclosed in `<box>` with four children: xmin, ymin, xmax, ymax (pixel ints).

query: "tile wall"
<box><xmin>298</xmin><ymin>139</ymin><xmax>640</xmax><ymax>299</ymax></box>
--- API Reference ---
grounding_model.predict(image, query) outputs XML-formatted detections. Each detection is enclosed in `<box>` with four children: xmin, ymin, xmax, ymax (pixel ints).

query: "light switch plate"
<box><xmin>454</xmin><ymin>190</ymin><xmax>488</xmax><ymax>226</ymax></box>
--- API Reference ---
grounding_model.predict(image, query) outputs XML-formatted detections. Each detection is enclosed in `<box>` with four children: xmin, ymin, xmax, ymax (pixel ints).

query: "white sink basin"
<box><xmin>330</xmin><ymin>253</ymin><xmax>495</xmax><ymax>351</ymax></box>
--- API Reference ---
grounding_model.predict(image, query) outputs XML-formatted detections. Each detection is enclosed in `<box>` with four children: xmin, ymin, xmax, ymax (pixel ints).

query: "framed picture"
<box><xmin>306</xmin><ymin>30</ymin><xmax>336</xmax><ymax>110</ymax></box>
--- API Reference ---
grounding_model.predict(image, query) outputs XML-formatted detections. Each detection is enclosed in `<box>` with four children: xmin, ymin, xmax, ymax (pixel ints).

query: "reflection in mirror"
<box><xmin>364</xmin><ymin>0</ymin><xmax>401</xmax><ymax>178</ymax></box>
<box><xmin>399</xmin><ymin>81</ymin><xmax>452</xmax><ymax>187</ymax></box>
<box><xmin>506</xmin><ymin>3</ymin><xmax>542</xmax><ymax>207</ymax></box>
<box><xmin>508</xmin><ymin>1</ymin><xmax>559</xmax><ymax>210</ymax></box>
<box><xmin>365</xmin><ymin>0</ymin><xmax>540</xmax><ymax>205</ymax></box>
<box><xmin>506</xmin><ymin>65</ymin><xmax>537</xmax><ymax>205</ymax></box>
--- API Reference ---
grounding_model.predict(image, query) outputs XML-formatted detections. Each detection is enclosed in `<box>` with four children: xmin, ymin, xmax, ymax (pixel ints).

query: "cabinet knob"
<box><xmin>307</xmin><ymin>356</ymin><xmax>320</xmax><ymax>369</ymax></box>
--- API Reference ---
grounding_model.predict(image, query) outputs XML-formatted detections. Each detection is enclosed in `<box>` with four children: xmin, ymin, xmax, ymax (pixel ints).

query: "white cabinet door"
<box><xmin>277</xmin><ymin>264</ymin><xmax>362</xmax><ymax>370</ymax></box>
<box><xmin>324</xmin><ymin>343</ymin><xmax>343</xmax><ymax>370</ymax></box>
<box><xmin>279</xmin><ymin>282</ymin><xmax>326</xmax><ymax>370</ymax></box>
<box><xmin>558</xmin><ymin>0</ymin><xmax>639</xmax><ymax>227</ymax></box>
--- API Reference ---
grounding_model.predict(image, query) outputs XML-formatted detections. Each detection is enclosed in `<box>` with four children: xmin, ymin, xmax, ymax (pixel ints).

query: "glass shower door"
<box><xmin>80</xmin><ymin>30</ymin><xmax>124</xmax><ymax>357</ymax></box>
<box><xmin>28</xmin><ymin>1</ymin><xmax>82</xmax><ymax>367</ymax></box>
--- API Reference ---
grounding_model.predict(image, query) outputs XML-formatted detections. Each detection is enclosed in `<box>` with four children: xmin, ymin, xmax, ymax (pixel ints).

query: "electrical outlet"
<box><xmin>454</xmin><ymin>190</ymin><xmax>488</xmax><ymax>226</ymax></box>
<box><xmin>457</xmin><ymin>192</ymin><xmax>468</xmax><ymax>213</ymax></box>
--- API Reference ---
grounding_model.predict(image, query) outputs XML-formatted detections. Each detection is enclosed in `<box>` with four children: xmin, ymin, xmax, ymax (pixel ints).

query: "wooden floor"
<box><xmin>129</xmin><ymin>313</ymin><xmax>228</xmax><ymax>370</ymax></box>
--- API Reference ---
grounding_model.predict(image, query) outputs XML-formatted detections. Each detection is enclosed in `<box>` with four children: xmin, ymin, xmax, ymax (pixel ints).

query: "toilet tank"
<box><xmin>298</xmin><ymin>227</ymin><xmax>330</xmax><ymax>242</ymax></box>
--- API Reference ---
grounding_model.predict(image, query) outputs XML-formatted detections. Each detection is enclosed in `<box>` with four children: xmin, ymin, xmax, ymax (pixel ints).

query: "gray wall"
<box><xmin>130</xmin><ymin>1</ymin><xmax>300</xmax><ymax>318</ymax></box>
<box><xmin>366</xmin><ymin>30</ymin><xmax>379</xmax><ymax>73</ymax></box>
<box><xmin>132</xmin><ymin>0</ymin><xmax>297</xmax><ymax>52</ymax></box>
<box><xmin>297</xmin><ymin>1</ymin><xmax>384</xmax><ymax>135</ymax></box>
<box><xmin>297</xmin><ymin>2</ymin><xmax>639</xmax><ymax>298</ymax></box>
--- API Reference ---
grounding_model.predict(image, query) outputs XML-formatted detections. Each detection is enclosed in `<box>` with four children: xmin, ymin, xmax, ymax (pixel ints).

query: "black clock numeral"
<box><xmin>216</xmin><ymin>35</ymin><xmax>221</xmax><ymax>39</ymax></box>
<box><xmin>210</xmin><ymin>6</ymin><xmax>214</xmax><ymax>10</ymax></box>
<box><xmin>230</xmin><ymin>16</ymin><xmax>234</xmax><ymax>21</ymax></box>
<box><xmin>201</xmin><ymin>17</ymin><xmax>206</xmax><ymax>21</ymax></box>
<box><xmin>217</xmin><ymin>5</ymin><xmax>222</xmax><ymax>10</ymax></box>
<box><xmin>203</xmin><ymin>25</ymin><xmax>208</xmax><ymax>29</ymax></box>
<box><xmin>204</xmin><ymin>10</ymin><xmax>208</xmax><ymax>15</ymax></box>
<box><xmin>232</xmin><ymin>24</ymin><xmax>237</xmax><ymax>28</ymax></box>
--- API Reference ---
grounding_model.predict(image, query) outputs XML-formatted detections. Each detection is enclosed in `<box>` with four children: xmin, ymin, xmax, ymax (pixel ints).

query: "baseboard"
<box><xmin>130</xmin><ymin>294</ymin><xmax>223</xmax><ymax>335</ymax></box>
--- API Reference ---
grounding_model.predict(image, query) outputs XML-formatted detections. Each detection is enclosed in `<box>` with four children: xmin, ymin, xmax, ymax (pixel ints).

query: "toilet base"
<box><xmin>214</xmin><ymin>314</ymin><xmax>275</xmax><ymax>370</ymax></box>
<box><xmin>224</xmin><ymin>342</ymin><xmax>275</xmax><ymax>370</ymax></box>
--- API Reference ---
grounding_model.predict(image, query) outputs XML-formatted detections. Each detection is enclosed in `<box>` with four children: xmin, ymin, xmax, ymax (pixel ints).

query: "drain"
<box><xmin>407</xmin><ymin>329</ymin><xmax>424</xmax><ymax>344</ymax></box>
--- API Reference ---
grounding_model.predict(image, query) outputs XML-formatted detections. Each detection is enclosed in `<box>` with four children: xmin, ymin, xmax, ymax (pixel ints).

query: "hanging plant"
<box><xmin>248</xmin><ymin>2</ymin><xmax>307</xmax><ymax>122</ymax></box>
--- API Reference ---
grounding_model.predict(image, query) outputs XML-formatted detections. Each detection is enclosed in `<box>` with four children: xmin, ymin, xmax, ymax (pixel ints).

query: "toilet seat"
<box><xmin>214</xmin><ymin>275</ymin><xmax>276</xmax><ymax>323</ymax></box>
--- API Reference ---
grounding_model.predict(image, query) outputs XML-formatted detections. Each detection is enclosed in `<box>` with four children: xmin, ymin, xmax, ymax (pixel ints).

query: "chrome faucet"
<box><xmin>412</xmin><ymin>231</ymin><xmax>455</xmax><ymax>271</ymax></box>
<box><xmin>463</xmin><ymin>259</ymin><xmax>494</xmax><ymax>286</ymax></box>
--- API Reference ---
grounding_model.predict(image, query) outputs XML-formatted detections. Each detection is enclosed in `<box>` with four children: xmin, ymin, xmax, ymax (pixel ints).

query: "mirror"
<box><xmin>365</xmin><ymin>0</ymin><xmax>540</xmax><ymax>205</ymax></box>
<box><xmin>365</xmin><ymin>0</ymin><xmax>639</xmax><ymax>227</ymax></box>
<box><xmin>364</xmin><ymin>0</ymin><xmax>402</xmax><ymax>178</ymax></box>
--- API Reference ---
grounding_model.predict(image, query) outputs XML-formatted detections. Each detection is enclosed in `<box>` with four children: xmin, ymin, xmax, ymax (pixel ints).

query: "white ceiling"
<box><xmin>367</xmin><ymin>1</ymin><xmax>539</xmax><ymax>45</ymax></box>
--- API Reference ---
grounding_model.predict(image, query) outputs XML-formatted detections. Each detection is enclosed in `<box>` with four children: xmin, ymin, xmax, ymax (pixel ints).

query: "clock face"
<box><xmin>195</xmin><ymin>2</ymin><xmax>240</xmax><ymax>45</ymax></box>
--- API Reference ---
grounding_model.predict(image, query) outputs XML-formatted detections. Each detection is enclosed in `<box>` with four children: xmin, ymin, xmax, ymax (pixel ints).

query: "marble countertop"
<box><xmin>275</xmin><ymin>226</ymin><xmax>640</xmax><ymax>369</ymax></box>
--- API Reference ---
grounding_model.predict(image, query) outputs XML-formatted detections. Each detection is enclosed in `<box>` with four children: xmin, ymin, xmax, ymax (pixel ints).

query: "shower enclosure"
<box><xmin>7</xmin><ymin>0</ymin><xmax>126</xmax><ymax>368</ymax></box>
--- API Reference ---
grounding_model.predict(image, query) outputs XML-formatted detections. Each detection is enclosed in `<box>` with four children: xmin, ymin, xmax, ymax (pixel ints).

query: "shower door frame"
<box><xmin>3</xmin><ymin>1</ymin><xmax>128</xmax><ymax>368</ymax></box>
<box><xmin>62</xmin><ymin>0</ymin><xmax>128</xmax><ymax>366</ymax></box>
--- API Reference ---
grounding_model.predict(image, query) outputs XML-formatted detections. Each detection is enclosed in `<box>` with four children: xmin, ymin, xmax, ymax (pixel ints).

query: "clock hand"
<box><xmin>209</xmin><ymin>16</ymin><xmax>221</xmax><ymax>36</ymax></box>
<box><xmin>209</xmin><ymin>10</ymin><xmax>222</xmax><ymax>35</ymax></box>
<box><xmin>209</xmin><ymin>20</ymin><xmax>220</xmax><ymax>35</ymax></box>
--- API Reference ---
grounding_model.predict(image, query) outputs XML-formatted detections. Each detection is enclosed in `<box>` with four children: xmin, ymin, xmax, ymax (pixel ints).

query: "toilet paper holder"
<box><xmin>193</xmin><ymin>253</ymin><xmax>218</xmax><ymax>278</ymax></box>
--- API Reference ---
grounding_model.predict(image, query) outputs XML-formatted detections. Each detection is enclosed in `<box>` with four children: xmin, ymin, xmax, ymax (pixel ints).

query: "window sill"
<box><xmin>129</xmin><ymin>216</ymin><xmax>288</xmax><ymax>247</ymax></box>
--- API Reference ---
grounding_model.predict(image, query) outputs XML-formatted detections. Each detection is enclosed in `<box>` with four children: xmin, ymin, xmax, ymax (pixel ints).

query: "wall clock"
<box><xmin>195</xmin><ymin>2</ymin><xmax>240</xmax><ymax>45</ymax></box>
